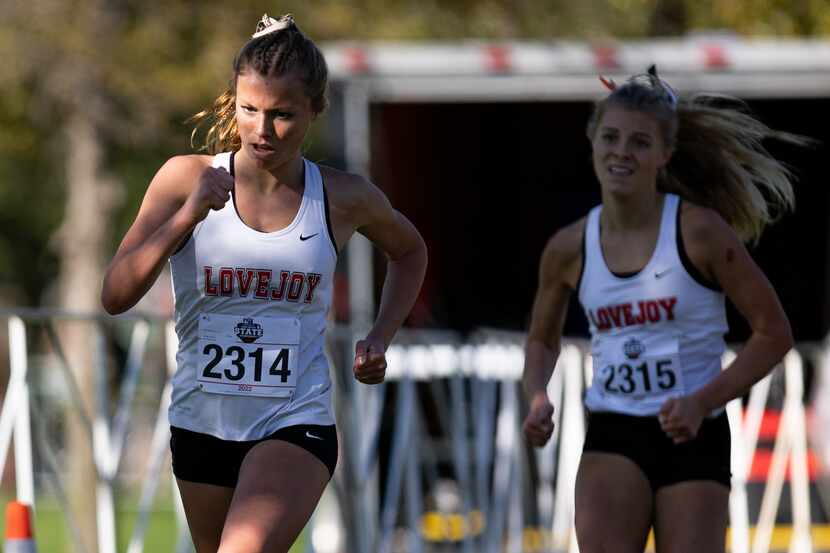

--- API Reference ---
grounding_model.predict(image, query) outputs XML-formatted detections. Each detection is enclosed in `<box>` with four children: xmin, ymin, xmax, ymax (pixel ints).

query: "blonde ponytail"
<box><xmin>188</xmin><ymin>87</ymin><xmax>241</xmax><ymax>155</ymax></box>
<box><xmin>661</xmin><ymin>94</ymin><xmax>809</xmax><ymax>243</ymax></box>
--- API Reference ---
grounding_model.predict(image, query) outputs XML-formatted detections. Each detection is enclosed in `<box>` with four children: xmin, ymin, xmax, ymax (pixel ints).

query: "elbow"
<box><xmin>416</xmin><ymin>236</ymin><xmax>428</xmax><ymax>272</ymax></box>
<box><xmin>392</xmin><ymin>235</ymin><xmax>428</xmax><ymax>273</ymax></box>
<box><xmin>100</xmin><ymin>292</ymin><xmax>122</xmax><ymax>316</ymax></box>
<box><xmin>777</xmin><ymin>319</ymin><xmax>795</xmax><ymax>357</ymax></box>
<box><xmin>101</xmin><ymin>279</ymin><xmax>128</xmax><ymax>316</ymax></box>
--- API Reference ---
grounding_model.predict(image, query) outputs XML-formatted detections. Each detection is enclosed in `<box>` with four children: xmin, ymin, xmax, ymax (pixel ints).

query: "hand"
<box><xmin>658</xmin><ymin>394</ymin><xmax>706</xmax><ymax>444</ymax></box>
<box><xmin>353</xmin><ymin>337</ymin><xmax>387</xmax><ymax>385</ymax></box>
<box><xmin>523</xmin><ymin>393</ymin><xmax>555</xmax><ymax>447</ymax></box>
<box><xmin>181</xmin><ymin>166</ymin><xmax>234</xmax><ymax>225</ymax></box>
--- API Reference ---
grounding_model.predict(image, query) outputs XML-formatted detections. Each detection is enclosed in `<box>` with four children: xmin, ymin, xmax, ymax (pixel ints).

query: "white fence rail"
<box><xmin>0</xmin><ymin>312</ymin><xmax>822</xmax><ymax>553</ymax></box>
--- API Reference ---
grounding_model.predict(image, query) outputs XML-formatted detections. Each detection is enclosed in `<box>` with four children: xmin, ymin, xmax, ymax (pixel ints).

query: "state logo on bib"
<box><xmin>197</xmin><ymin>313</ymin><xmax>300</xmax><ymax>398</ymax></box>
<box><xmin>592</xmin><ymin>332</ymin><xmax>685</xmax><ymax>401</ymax></box>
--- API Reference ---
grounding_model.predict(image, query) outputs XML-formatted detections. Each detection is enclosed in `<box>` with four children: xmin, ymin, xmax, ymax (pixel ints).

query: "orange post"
<box><xmin>4</xmin><ymin>501</ymin><xmax>37</xmax><ymax>553</ymax></box>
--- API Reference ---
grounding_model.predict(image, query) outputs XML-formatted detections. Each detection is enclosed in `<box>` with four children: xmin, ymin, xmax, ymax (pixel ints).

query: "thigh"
<box><xmin>654</xmin><ymin>481</ymin><xmax>729</xmax><ymax>553</ymax></box>
<box><xmin>218</xmin><ymin>439</ymin><xmax>331</xmax><ymax>553</ymax></box>
<box><xmin>575</xmin><ymin>452</ymin><xmax>654</xmax><ymax>553</ymax></box>
<box><xmin>176</xmin><ymin>479</ymin><xmax>235</xmax><ymax>553</ymax></box>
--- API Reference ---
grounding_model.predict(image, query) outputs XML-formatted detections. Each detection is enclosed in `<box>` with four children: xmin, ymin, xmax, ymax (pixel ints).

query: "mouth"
<box><xmin>607</xmin><ymin>164</ymin><xmax>635</xmax><ymax>177</ymax></box>
<box><xmin>252</xmin><ymin>143</ymin><xmax>276</xmax><ymax>154</ymax></box>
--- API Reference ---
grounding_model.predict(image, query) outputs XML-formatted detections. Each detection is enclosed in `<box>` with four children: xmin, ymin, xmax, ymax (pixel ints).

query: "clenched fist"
<box><xmin>353</xmin><ymin>338</ymin><xmax>387</xmax><ymax>385</ymax></box>
<box><xmin>181</xmin><ymin>166</ymin><xmax>235</xmax><ymax>225</ymax></box>
<box><xmin>523</xmin><ymin>393</ymin><xmax>555</xmax><ymax>447</ymax></box>
<box><xmin>659</xmin><ymin>395</ymin><xmax>706</xmax><ymax>444</ymax></box>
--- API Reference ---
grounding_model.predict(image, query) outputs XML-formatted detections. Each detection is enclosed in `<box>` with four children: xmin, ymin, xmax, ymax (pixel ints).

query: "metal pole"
<box><xmin>9</xmin><ymin>317</ymin><xmax>35</xmax><ymax>507</ymax></box>
<box><xmin>487</xmin><ymin>377</ymin><xmax>518</xmax><ymax>552</ymax></box>
<box><xmin>552</xmin><ymin>345</ymin><xmax>585</xmax><ymax>551</ymax></box>
<box><xmin>343</xmin><ymin>79</ymin><xmax>375</xmax><ymax>334</ymax></box>
<box><xmin>378</xmin><ymin>376</ymin><xmax>415</xmax><ymax>553</ymax></box>
<box><xmin>449</xmin><ymin>371</ymin><xmax>474</xmax><ymax>553</ymax></box>
<box><xmin>343</xmin><ymin>78</ymin><xmax>377</xmax><ymax>553</ymax></box>
<box><xmin>785</xmin><ymin>351</ymin><xmax>812</xmax><ymax>553</ymax></box>
<box><xmin>126</xmin><ymin>380</ymin><xmax>172</xmax><ymax>553</ymax></box>
<box><xmin>0</xmin><ymin>318</ymin><xmax>25</xmax><ymax>488</ymax></box>
<box><xmin>110</xmin><ymin>320</ymin><xmax>151</xmax><ymax>469</ymax></box>
<box><xmin>94</xmin><ymin>324</ymin><xmax>117</xmax><ymax>553</ymax></box>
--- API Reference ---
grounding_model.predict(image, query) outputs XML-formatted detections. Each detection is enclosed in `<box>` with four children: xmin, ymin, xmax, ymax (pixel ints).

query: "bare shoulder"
<box><xmin>317</xmin><ymin>164</ymin><xmax>390</xmax><ymax>232</ymax></box>
<box><xmin>149</xmin><ymin>154</ymin><xmax>213</xmax><ymax>198</ymax></box>
<box><xmin>317</xmin><ymin>164</ymin><xmax>377</xmax><ymax>210</ymax></box>
<box><xmin>540</xmin><ymin>217</ymin><xmax>586</xmax><ymax>289</ymax></box>
<box><xmin>680</xmin><ymin>201</ymin><xmax>737</xmax><ymax>251</ymax></box>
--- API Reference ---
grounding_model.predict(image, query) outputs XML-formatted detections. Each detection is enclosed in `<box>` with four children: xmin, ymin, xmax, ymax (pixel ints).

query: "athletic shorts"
<box><xmin>582</xmin><ymin>410</ymin><xmax>731</xmax><ymax>490</ymax></box>
<box><xmin>170</xmin><ymin>424</ymin><xmax>338</xmax><ymax>488</ymax></box>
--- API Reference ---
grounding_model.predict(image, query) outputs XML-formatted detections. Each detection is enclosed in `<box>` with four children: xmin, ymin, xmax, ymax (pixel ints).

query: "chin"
<box><xmin>602</xmin><ymin>178</ymin><xmax>636</xmax><ymax>193</ymax></box>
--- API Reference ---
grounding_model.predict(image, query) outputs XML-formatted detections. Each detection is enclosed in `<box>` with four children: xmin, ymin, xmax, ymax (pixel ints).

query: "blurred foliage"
<box><xmin>1</xmin><ymin>0</ymin><xmax>829</xmax><ymax>306</ymax></box>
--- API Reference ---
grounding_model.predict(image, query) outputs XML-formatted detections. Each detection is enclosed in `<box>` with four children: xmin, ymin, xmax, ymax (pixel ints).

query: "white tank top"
<box><xmin>168</xmin><ymin>152</ymin><xmax>337</xmax><ymax>440</ymax></box>
<box><xmin>579</xmin><ymin>194</ymin><xmax>728</xmax><ymax>416</ymax></box>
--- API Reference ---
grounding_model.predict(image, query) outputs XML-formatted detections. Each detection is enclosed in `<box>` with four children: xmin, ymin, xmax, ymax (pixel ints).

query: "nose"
<box><xmin>256</xmin><ymin>114</ymin><xmax>274</xmax><ymax>139</ymax></box>
<box><xmin>610</xmin><ymin>139</ymin><xmax>632</xmax><ymax>159</ymax></box>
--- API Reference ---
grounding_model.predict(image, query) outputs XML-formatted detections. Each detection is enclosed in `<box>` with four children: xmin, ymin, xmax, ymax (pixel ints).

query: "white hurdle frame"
<box><xmin>0</xmin><ymin>311</ymin><xmax>187</xmax><ymax>553</ymax></box>
<box><xmin>0</xmin><ymin>313</ymin><xmax>819</xmax><ymax>553</ymax></box>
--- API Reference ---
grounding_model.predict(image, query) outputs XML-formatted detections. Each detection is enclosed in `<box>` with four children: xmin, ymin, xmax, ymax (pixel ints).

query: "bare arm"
<box><xmin>358</xmin><ymin>190</ymin><xmax>428</xmax><ymax>350</ymax></box>
<box><xmin>522</xmin><ymin>220</ymin><xmax>583</xmax><ymax>446</ymax></box>
<box><xmin>660</xmin><ymin>205</ymin><xmax>793</xmax><ymax>442</ymax></box>
<box><xmin>325</xmin><ymin>170</ymin><xmax>427</xmax><ymax>384</ymax></box>
<box><xmin>101</xmin><ymin>155</ymin><xmax>232</xmax><ymax>314</ymax></box>
<box><xmin>688</xmin><ymin>206</ymin><xmax>793</xmax><ymax>411</ymax></box>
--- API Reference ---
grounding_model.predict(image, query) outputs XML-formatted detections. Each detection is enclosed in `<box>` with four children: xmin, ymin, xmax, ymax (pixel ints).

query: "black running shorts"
<box><xmin>170</xmin><ymin>424</ymin><xmax>338</xmax><ymax>488</ymax></box>
<box><xmin>582</xmin><ymin>410</ymin><xmax>731</xmax><ymax>490</ymax></box>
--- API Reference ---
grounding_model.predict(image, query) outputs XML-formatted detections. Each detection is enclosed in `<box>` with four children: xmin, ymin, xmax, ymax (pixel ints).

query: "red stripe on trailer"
<box><xmin>757</xmin><ymin>409</ymin><xmax>781</xmax><ymax>441</ymax></box>
<box><xmin>592</xmin><ymin>44</ymin><xmax>620</xmax><ymax>70</ymax></box>
<box><xmin>748</xmin><ymin>449</ymin><xmax>821</xmax><ymax>482</ymax></box>
<box><xmin>485</xmin><ymin>45</ymin><xmax>511</xmax><ymax>73</ymax></box>
<box><xmin>702</xmin><ymin>44</ymin><xmax>729</xmax><ymax>69</ymax></box>
<box><xmin>753</xmin><ymin>409</ymin><xmax>816</xmax><ymax>442</ymax></box>
<box><xmin>344</xmin><ymin>47</ymin><xmax>369</xmax><ymax>74</ymax></box>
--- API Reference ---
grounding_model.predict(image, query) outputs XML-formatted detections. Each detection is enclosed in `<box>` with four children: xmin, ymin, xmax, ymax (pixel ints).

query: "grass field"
<box><xmin>1</xmin><ymin>496</ymin><xmax>306</xmax><ymax>553</ymax></box>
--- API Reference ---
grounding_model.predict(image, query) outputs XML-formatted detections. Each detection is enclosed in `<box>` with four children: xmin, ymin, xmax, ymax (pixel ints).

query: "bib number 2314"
<box><xmin>201</xmin><ymin>344</ymin><xmax>291</xmax><ymax>384</ymax></box>
<box><xmin>197</xmin><ymin>314</ymin><xmax>299</xmax><ymax>398</ymax></box>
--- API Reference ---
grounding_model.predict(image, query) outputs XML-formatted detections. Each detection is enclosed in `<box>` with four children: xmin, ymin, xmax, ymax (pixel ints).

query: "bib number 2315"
<box><xmin>600</xmin><ymin>358</ymin><xmax>677</xmax><ymax>395</ymax></box>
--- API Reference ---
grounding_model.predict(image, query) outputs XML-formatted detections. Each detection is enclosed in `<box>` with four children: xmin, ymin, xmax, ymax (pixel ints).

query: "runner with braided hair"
<box><xmin>103</xmin><ymin>14</ymin><xmax>427</xmax><ymax>553</ymax></box>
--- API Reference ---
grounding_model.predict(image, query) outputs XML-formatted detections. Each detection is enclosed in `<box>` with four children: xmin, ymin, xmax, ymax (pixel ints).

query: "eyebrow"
<box><xmin>239</xmin><ymin>102</ymin><xmax>294</xmax><ymax>112</ymax></box>
<box><xmin>600</xmin><ymin>127</ymin><xmax>654</xmax><ymax>139</ymax></box>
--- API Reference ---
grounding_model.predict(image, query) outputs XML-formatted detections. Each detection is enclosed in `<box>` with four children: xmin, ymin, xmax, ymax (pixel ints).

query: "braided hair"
<box><xmin>190</xmin><ymin>14</ymin><xmax>328</xmax><ymax>154</ymax></box>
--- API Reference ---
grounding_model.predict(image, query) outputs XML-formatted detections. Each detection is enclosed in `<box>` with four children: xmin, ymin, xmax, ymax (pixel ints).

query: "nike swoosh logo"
<box><xmin>300</xmin><ymin>233</ymin><xmax>319</xmax><ymax>241</ymax></box>
<box><xmin>305</xmin><ymin>431</ymin><xmax>324</xmax><ymax>440</ymax></box>
<box><xmin>655</xmin><ymin>268</ymin><xmax>673</xmax><ymax>279</ymax></box>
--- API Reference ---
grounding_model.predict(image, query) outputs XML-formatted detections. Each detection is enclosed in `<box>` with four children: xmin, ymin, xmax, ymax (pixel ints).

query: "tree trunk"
<box><xmin>55</xmin><ymin>110</ymin><xmax>116</xmax><ymax>553</ymax></box>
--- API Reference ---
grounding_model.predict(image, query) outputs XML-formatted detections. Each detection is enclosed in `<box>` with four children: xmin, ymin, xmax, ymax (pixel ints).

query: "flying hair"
<box><xmin>588</xmin><ymin>65</ymin><xmax>813</xmax><ymax>243</ymax></box>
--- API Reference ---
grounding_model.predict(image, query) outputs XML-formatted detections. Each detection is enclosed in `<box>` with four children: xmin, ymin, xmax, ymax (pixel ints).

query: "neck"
<box><xmin>601</xmin><ymin>188</ymin><xmax>665</xmax><ymax>232</ymax></box>
<box><xmin>235</xmin><ymin>150</ymin><xmax>304</xmax><ymax>194</ymax></box>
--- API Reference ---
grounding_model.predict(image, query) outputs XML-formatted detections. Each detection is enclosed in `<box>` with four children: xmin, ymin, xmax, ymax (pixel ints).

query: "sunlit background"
<box><xmin>1</xmin><ymin>1</ymin><xmax>829</xmax><ymax>552</ymax></box>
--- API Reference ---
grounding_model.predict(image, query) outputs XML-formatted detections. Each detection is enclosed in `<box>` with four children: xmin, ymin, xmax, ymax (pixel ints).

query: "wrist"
<box><xmin>365</xmin><ymin>328</ymin><xmax>392</xmax><ymax>351</ymax></box>
<box><xmin>176</xmin><ymin>198</ymin><xmax>204</xmax><ymax>229</ymax></box>
<box><xmin>690</xmin><ymin>387</ymin><xmax>716</xmax><ymax>414</ymax></box>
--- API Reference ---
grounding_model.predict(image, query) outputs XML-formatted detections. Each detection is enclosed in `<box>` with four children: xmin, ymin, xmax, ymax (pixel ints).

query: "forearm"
<box><xmin>523</xmin><ymin>338</ymin><xmax>559</xmax><ymax>401</ymax></box>
<box><xmin>366</xmin><ymin>243</ymin><xmax>428</xmax><ymax>348</ymax></box>
<box><xmin>102</xmin><ymin>210</ymin><xmax>196</xmax><ymax>314</ymax></box>
<box><xmin>692</xmin><ymin>327</ymin><xmax>793</xmax><ymax>412</ymax></box>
